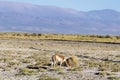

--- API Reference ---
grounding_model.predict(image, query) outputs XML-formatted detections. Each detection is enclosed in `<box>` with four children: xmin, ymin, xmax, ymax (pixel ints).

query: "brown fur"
<box><xmin>66</xmin><ymin>57</ymin><xmax>74</xmax><ymax>67</ymax></box>
<box><xmin>51</xmin><ymin>53</ymin><xmax>65</xmax><ymax>67</ymax></box>
<box><xmin>52</xmin><ymin>54</ymin><xmax>65</xmax><ymax>61</ymax></box>
<box><xmin>65</xmin><ymin>55</ymin><xmax>79</xmax><ymax>67</ymax></box>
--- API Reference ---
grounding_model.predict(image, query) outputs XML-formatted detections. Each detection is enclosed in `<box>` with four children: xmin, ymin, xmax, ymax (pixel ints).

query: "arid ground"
<box><xmin>0</xmin><ymin>38</ymin><xmax>120</xmax><ymax>80</ymax></box>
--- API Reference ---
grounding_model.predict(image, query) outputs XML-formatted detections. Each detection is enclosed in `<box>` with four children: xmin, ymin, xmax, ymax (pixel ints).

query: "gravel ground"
<box><xmin>0</xmin><ymin>39</ymin><xmax>120</xmax><ymax>80</ymax></box>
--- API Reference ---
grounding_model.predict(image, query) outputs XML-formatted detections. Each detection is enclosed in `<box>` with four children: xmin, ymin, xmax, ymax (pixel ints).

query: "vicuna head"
<box><xmin>51</xmin><ymin>53</ymin><xmax>66</xmax><ymax>67</ymax></box>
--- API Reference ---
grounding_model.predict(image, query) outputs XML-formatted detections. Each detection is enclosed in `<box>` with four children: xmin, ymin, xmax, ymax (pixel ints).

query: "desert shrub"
<box><xmin>37</xmin><ymin>33</ymin><xmax>42</xmax><ymax>36</ymax></box>
<box><xmin>35</xmin><ymin>57</ymin><xmax>50</xmax><ymax>66</ymax></box>
<box><xmin>84</xmin><ymin>60</ymin><xmax>99</xmax><ymax>67</ymax></box>
<box><xmin>23</xmin><ymin>33</ymin><xmax>29</xmax><ymax>36</ymax></box>
<box><xmin>99</xmin><ymin>62</ymin><xmax>110</xmax><ymax>68</ymax></box>
<box><xmin>68</xmin><ymin>66</ymin><xmax>83</xmax><ymax>71</ymax></box>
<box><xmin>29</xmin><ymin>53</ymin><xmax>50</xmax><ymax>66</ymax></box>
<box><xmin>2</xmin><ymin>57</ymin><xmax>13</xmax><ymax>63</ymax></box>
<box><xmin>116</xmin><ymin>36</ymin><xmax>120</xmax><ymax>39</ymax></box>
<box><xmin>108</xmin><ymin>76</ymin><xmax>120</xmax><ymax>80</ymax></box>
<box><xmin>95</xmin><ymin>72</ymin><xmax>112</xmax><ymax>76</ymax></box>
<box><xmin>38</xmin><ymin>68</ymin><xmax>47</xmax><ymax>72</ymax></box>
<box><xmin>111</xmin><ymin>67</ymin><xmax>120</xmax><ymax>72</ymax></box>
<box><xmin>58</xmin><ymin>71</ymin><xmax>66</xmax><ymax>75</ymax></box>
<box><xmin>104</xmin><ymin>35</ymin><xmax>112</xmax><ymax>38</ymax></box>
<box><xmin>98</xmin><ymin>61</ymin><xmax>120</xmax><ymax>72</ymax></box>
<box><xmin>108</xmin><ymin>63</ymin><xmax>120</xmax><ymax>72</ymax></box>
<box><xmin>97</xmin><ymin>35</ymin><xmax>104</xmax><ymax>38</ymax></box>
<box><xmin>116</xmin><ymin>55</ymin><xmax>120</xmax><ymax>58</ymax></box>
<box><xmin>17</xmin><ymin>68</ymin><xmax>38</xmax><ymax>76</ymax></box>
<box><xmin>98</xmin><ymin>67</ymin><xmax>109</xmax><ymax>71</ymax></box>
<box><xmin>20</xmin><ymin>59</ymin><xmax>31</xmax><ymax>63</ymax></box>
<box><xmin>39</xmin><ymin>75</ymin><xmax>60</xmax><ymax>80</ymax></box>
<box><xmin>8</xmin><ymin>61</ymin><xmax>20</xmax><ymax>66</ymax></box>
<box><xmin>1</xmin><ymin>66</ymin><xmax>10</xmax><ymax>71</ymax></box>
<box><xmin>53</xmin><ymin>67</ymin><xmax>64</xmax><ymax>72</ymax></box>
<box><xmin>31</xmin><ymin>33</ymin><xmax>37</xmax><ymax>36</ymax></box>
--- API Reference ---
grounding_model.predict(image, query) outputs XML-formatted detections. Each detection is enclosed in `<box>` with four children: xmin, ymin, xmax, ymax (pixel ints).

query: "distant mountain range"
<box><xmin>0</xmin><ymin>1</ymin><xmax>120</xmax><ymax>35</ymax></box>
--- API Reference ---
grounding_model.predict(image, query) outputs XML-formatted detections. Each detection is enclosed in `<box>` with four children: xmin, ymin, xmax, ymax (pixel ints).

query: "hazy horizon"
<box><xmin>1</xmin><ymin>0</ymin><xmax>120</xmax><ymax>12</ymax></box>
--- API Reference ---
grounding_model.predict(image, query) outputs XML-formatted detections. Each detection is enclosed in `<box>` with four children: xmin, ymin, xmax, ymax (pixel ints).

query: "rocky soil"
<box><xmin>0</xmin><ymin>39</ymin><xmax>120</xmax><ymax>80</ymax></box>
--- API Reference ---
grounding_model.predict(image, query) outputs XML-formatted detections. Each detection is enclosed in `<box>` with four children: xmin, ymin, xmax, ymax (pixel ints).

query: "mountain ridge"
<box><xmin>0</xmin><ymin>1</ymin><xmax>120</xmax><ymax>35</ymax></box>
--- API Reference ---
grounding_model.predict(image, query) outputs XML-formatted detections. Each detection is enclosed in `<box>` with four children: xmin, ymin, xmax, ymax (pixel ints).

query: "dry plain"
<box><xmin>0</xmin><ymin>38</ymin><xmax>120</xmax><ymax>80</ymax></box>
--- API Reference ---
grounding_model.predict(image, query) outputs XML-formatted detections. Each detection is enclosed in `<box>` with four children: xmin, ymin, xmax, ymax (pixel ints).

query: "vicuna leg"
<box><xmin>51</xmin><ymin>61</ymin><xmax>56</xmax><ymax>67</ymax></box>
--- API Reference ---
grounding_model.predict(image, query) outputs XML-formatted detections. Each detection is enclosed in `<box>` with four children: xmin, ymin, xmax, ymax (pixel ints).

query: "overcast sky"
<box><xmin>1</xmin><ymin>0</ymin><xmax>120</xmax><ymax>11</ymax></box>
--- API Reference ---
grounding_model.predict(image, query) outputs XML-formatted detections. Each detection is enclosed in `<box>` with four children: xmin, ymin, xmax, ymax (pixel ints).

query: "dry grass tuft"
<box><xmin>39</xmin><ymin>74</ymin><xmax>60</xmax><ymax>80</ymax></box>
<box><xmin>16</xmin><ymin>68</ymin><xmax>38</xmax><ymax>76</ymax></box>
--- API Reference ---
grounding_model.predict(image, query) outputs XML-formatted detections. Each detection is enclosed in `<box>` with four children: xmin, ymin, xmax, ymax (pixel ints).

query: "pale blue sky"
<box><xmin>1</xmin><ymin>0</ymin><xmax>120</xmax><ymax>11</ymax></box>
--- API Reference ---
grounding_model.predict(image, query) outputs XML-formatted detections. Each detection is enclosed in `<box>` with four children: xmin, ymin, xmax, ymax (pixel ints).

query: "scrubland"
<box><xmin>0</xmin><ymin>32</ymin><xmax>120</xmax><ymax>80</ymax></box>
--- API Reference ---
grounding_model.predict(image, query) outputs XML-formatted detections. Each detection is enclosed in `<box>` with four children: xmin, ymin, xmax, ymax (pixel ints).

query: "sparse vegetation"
<box><xmin>84</xmin><ymin>60</ymin><xmax>99</xmax><ymax>67</ymax></box>
<box><xmin>95</xmin><ymin>72</ymin><xmax>113</xmax><ymax>76</ymax></box>
<box><xmin>98</xmin><ymin>67</ymin><xmax>108</xmax><ymax>71</ymax></box>
<box><xmin>57</xmin><ymin>71</ymin><xmax>66</xmax><ymax>75</ymax></box>
<box><xmin>8</xmin><ymin>61</ymin><xmax>20</xmax><ymax>66</ymax></box>
<box><xmin>20</xmin><ymin>59</ymin><xmax>31</xmax><ymax>63</ymax></box>
<box><xmin>68</xmin><ymin>66</ymin><xmax>83</xmax><ymax>71</ymax></box>
<box><xmin>52</xmin><ymin>67</ymin><xmax>64</xmax><ymax>72</ymax></box>
<box><xmin>108</xmin><ymin>76</ymin><xmax>120</xmax><ymax>80</ymax></box>
<box><xmin>17</xmin><ymin>68</ymin><xmax>38</xmax><ymax>76</ymax></box>
<box><xmin>0</xmin><ymin>32</ymin><xmax>119</xmax><ymax>42</ymax></box>
<box><xmin>0</xmin><ymin>33</ymin><xmax>119</xmax><ymax>80</ymax></box>
<box><xmin>39</xmin><ymin>75</ymin><xmax>60</xmax><ymax>80</ymax></box>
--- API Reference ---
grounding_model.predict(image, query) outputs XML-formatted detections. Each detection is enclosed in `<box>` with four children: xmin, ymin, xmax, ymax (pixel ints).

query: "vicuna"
<box><xmin>51</xmin><ymin>53</ymin><xmax>66</xmax><ymax>67</ymax></box>
<box><xmin>65</xmin><ymin>55</ymin><xmax>79</xmax><ymax>67</ymax></box>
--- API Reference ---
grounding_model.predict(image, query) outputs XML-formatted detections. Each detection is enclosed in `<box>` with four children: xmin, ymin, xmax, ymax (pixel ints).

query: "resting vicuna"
<box><xmin>51</xmin><ymin>53</ymin><xmax>66</xmax><ymax>67</ymax></box>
